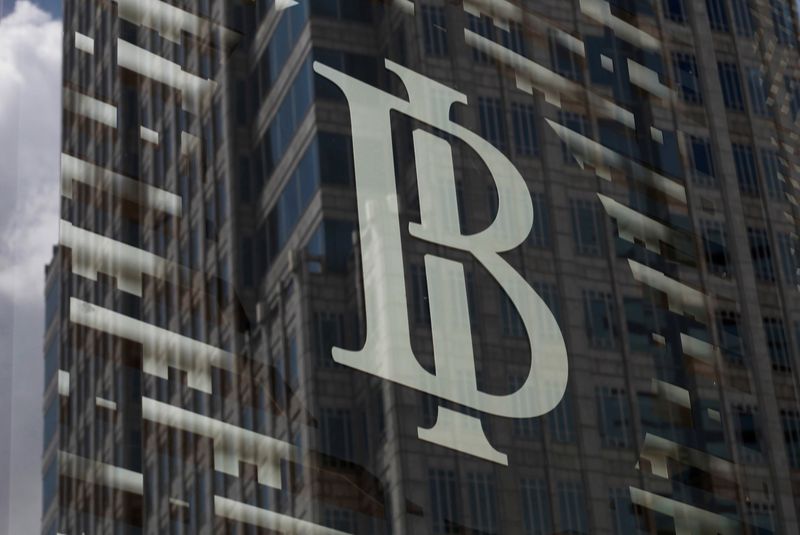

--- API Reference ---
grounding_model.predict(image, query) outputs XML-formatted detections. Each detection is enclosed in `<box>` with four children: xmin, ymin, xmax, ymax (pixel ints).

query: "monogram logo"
<box><xmin>314</xmin><ymin>60</ymin><xmax>568</xmax><ymax>465</ymax></box>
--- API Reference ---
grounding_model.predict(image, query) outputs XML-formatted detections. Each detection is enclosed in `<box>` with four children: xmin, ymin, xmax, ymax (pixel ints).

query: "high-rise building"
<box><xmin>44</xmin><ymin>0</ymin><xmax>800</xmax><ymax>533</ymax></box>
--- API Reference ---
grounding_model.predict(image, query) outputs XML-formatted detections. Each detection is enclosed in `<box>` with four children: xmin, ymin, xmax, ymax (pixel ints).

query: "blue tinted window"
<box><xmin>771</xmin><ymin>0</ymin><xmax>797</xmax><ymax>46</ymax></box>
<box><xmin>571</xmin><ymin>199</ymin><xmax>603</xmax><ymax>256</ymax></box>
<box><xmin>761</xmin><ymin>148</ymin><xmax>787</xmax><ymax>199</ymax></box>
<box><xmin>467</xmin><ymin>473</ymin><xmax>497</xmax><ymax>533</ymax></box>
<box><xmin>717</xmin><ymin>311</ymin><xmax>745</xmax><ymax>364</ymax></box>
<box><xmin>663</xmin><ymin>0</ymin><xmax>687</xmax><ymax>22</ymax></box>
<box><xmin>764</xmin><ymin>317</ymin><xmax>790</xmax><ymax>370</ymax></box>
<box><xmin>782</xmin><ymin>410</ymin><xmax>800</xmax><ymax>467</ymax></box>
<box><xmin>529</xmin><ymin>193</ymin><xmax>550</xmax><ymax>248</ymax></box>
<box><xmin>748</xmin><ymin>227</ymin><xmax>775</xmax><ymax>282</ymax></box>
<box><xmin>557</xmin><ymin>481</ymin><xmax>588</xmax><ymax>534</ymax></box>
<box><xmin>511</xmin><ymin>102</ymin><xmax>538</xmax><ymax>157</ymax></box>
<box><xmin>584</xmin><ymin>290</ymin><xmax>617</xmax><ymax>349</ymax></box>
<box><xmin>311</xmin><ymin>0</ymin><xmax>372</xmax><ymax>22</ymax></box>
<box><xmin>421</xmin><ymin>5</ymin><xmax>448</xmax><ymax>56</ymax></box>
<box><xmin>597</xmin><ymin>386</ymin><xmax>631</xmax><ymax>448</ymax></box>
<box><xmin>672</xmin><ymin>52</ymin><xmax>703</xmax><ymax>103</ymax></box>
<box><xmin>689</xmin><ymin>136</ymin><xmax>716</xmax><ymax>186</ymax></box>
<box><xmin>478</xmin><ymin>96</ymin><xmax>507</xmax><ymax>150</ymax></box>
<box><xmin>733</xmin><ymin>143</ymin><xmax>758</xmax><ymax>195</ymax></box>
<box><xmin>785</xmin><ymin>76</ymin><xmax>800</xmax><ymax>119</ymax></box>
<box><xmin>45</xmin><ymin>281</ymin><xmax>59</xmax><ymax>327</ymax></box>
<box><xmin>731</xmin><ymin>0</ymin><xmax>756</xmax><ymax>35</ymax></box>
<box><xmin>707</xmin><ymin>0</ymin><xmax>730</xmax><ymax>31</ymax></box>
<box><xmin>522</xmin><ymin>479</ymin><xmax>551</xmax><ymax>534</ymax></box>
<box><xmin>746</xmin><ymin>67</ymin><xmax>770</xmax><ymax>116</ymax></box>
<box><xmin>718</xmin><ymin>62</ymin><xmax>744</xmax><ymax>110</ymax></box>
<box><xmin>429</xmin><ymin>469</ymin><xmax>459</xmax><ymax>534</ymax></box>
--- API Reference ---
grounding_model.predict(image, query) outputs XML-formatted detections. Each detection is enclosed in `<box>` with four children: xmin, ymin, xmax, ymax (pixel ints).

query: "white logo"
<box><xmin>314</xmin><ymin>60</ymin><xmax>568</xmax><ymax>465</ymax></box>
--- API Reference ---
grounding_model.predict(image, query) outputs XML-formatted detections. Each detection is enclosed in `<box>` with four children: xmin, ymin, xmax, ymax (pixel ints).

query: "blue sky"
<box><xmin>32</xmin><ymin>0</ymin><xmax>58</xmax><ymax>16</ymax></box>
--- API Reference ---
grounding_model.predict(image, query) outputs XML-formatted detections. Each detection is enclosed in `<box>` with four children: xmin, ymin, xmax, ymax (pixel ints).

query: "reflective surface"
<box><xmin>44</xmin><ymin>0</ymin><xmax>800</xmax><ymax>533</ymax></box>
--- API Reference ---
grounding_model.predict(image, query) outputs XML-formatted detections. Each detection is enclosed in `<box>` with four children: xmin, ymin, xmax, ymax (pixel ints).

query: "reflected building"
<box><xmin>44</xmin><ymin>0</ymin><xmax>800</xmax><ymax>534</ymax></box>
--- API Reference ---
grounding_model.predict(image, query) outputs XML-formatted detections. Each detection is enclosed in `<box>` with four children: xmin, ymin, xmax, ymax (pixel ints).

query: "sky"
<box><xmin>0</xmin><ymin>1</ymin><xmax>61</xmax><ymax>534</ymax></box>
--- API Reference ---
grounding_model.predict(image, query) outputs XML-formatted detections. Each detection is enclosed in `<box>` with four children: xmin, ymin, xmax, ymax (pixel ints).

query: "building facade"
<box><xmin>44</xmin><ymin>0</ymin><xmax>800</xmax><ymax>533</ymax></box>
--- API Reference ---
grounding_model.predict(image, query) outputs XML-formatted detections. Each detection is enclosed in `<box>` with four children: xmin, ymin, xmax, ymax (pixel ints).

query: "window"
<box><xmin>45</xmin><ymin>281</ymin><xmax>59</xmax><ymax>328</ymax></box>
<box><xmin>317</xmin><ymin>131</ymin><xmax>354</xmax><ymax>184</ymax></box>
<box><xmin>558</xmin><ymin>481</ymin><xmax>588</xmax><ymax>534</ymax></box>
<box><xmin>746</xmin><ymin>67</ymin><xmax>770</xmax><ymax>116</ymax></box>
<box><xmin>625</xmin><ymin>298</ymin><xmax>667</xmax><ymax>353</ymax></box>
<box><xmin>717</xmin><ymin>311</ymin><xmax>745</xmax><ymax>364</ymax></box>
<box><xmin>269</xmin><ymin>138</ymin><xmax>320</xmax><ymax>253</ymax></box>
<box><xmin>748</xmin><ymin>227</ymin><xmax>776</xmax><ymax>282</ymax></box>
<box><xmin>771</xmin><ymin>0</ymin><xmax>797</xmax><ymax>46</ymax></box>
<box><xmin>707</xmin><ymin>0</ymin><xmax>729</xmax><ymax>31</ymax></box>
<box><xmin>429</xmin><ymin>469</ymin><xmax>459</xmax><ymax>534</ymax></box>
<box><xmin>422</xmin><ymin>5</ymin><xmax>448</xmax><ymax>56</ymax></box>
<box><xmin>559</xmin><ymin>111</ymin><xmax>589</xmax><ymax>164</ymax></box>
<box><xmin>314</xmin><ymin>311</ymin><xmax>344</xmax><ymax>367</ymax></box>
<box><xmin>610</xmin><ymin>488</ymin><xmax>643</xmax><ymax>534</ymax></box>
<box><xmin>411</xmin><ymin>264</ymin><xmax>430</xmax><ymax>324</ymax></box>
<box><xmin>781</xmin><ymin>410</ymin><xmax>800</xmax><ymax>467</ymax></box>
<box><xmin>320</xmin><ymin>408</ymin><xmax>353</xmax><ymax>464</ymax></box>
<box><xmin>746</xmin><ymin>503</ymin><xmax>776</xmax><ymax>534</ymax></box>
<box><xmin>521</xmin><ymin>479</ymin><xmax>551</xmax><ymax>534</ymax></box>
<box><xmin>314</xmin><ymin>48</ymin><xmax>378</xmax><ymax>101</ymax></box>
<box><xmin>311</xmin><ymin>0</ymin><xmax>372</xmax><ymax>21</ymax></box>
<box><xmin>718</xmin><ymin>62</ymin><xmax>744</xmax><ymax>110</ymax></box>
<box><xmin>44</xmin><ymin>341</ymin><xmax>58</xmax><ymax>387</ymax></box>
<box><xmin>731</xmin><ymin>0</ymin><xmax>756</xmax><ymax>36</ymax></box>
<box><xmin>571</xmin><ymin>199</ymin><xmax>604</xmax><ymax>256</ymax></box>
<box><xmin>529</xmin><ymin>193</ymin><xmax>551</xmax><ymax>248</ymax></box>
<box><xmin>256</xmin><ymin>58</ymin><xmax>314</xmax><ymax>179</ymax></box>
<box><xmin>468</xmin><ymin>14</ymin><xmax>494</xmax><ymax>63</ymax></box>
<box><xmin>584</xmin><ymin>290</ymin><xmax>618</xmax><ymax>349</ymax></box>
<box><xmin>533</xmin><ymin>281</ymin><xmax>561</xmax><ymax>328</ymax></box>
<box><xmin>478</xmin><ymin>96</ymin><xmax>507</xmax><ymax>150</ymax></box>
<box><xmin>323</xmin><ymin>508</ymin><xmax>356</xmax><ymax>531</ymax></box>
<box><xmin>510</xmin><ymin>375</ymin><xmax>542</xmax><ymax>438</ymax></box>
<box><xmin>663</xmin><ymin>0</ymin><xmax>687</xmax><ymax>22</ymax></box>
<box><xmin>467</xmin><ymin>473</ymin><xmax>498</xmax><ymax>533</ymax></box>
<box><xmin>500</xmin><ymin>290</ymin><xmax>525</xmax><ymax>338</ymax></box>
<box><xmin>255</xmin><ymin>4</ymin><xmax>309</xmax><ymax>98</ymax></box>
<box><xmin>689</xmin><ymin>136</ymin><xmax>716</xmax><ymax>186</ymax></box>
<box><xmin>734</xmin><ymin>405</ymin><xmax>762</xmax><ymax>463</ymax></box>
<box><xmin>764</xmin><ymin>317</ymin><xmax>791</xmax><ymax>371</ymax></box>
<box><xmin>42</xmin><ymin>460</ymin><xmax>57</xmax><ymax>515</ymax></box>
<box><xmin>550</xmin><ymin>32</ymin><xmax>583</xmax><ymax>81</ymax></box>
<box><xmin>511</xmin><ymin>102</ymin><xmax>539</xmax><ymax>157</ymax></box>
<box><xmin>672</xmin><ymin>52</ymin><xmax>703</xmax><ymax>103</ymax></box>
<box><xmin>777</xmin><ymin>232</ymin><xmax>798</xmax><ymax>284</ymax></box>
<box><xmin>701</xmin><ymin>220</ymin><xmax>732</xmax><ymax>277</ymax></box>
<box><xmin>306</xmin><ymin>219</ymin><xmax>355</xmax><ymax>273</ymax></box>
<box><xmin>597</xmin><ymin>387</ymin><xmax>631</xmax><ymax>448</ymax></box>
<box><xmin>500</xmin><ymin>22</ymin><xmax>526</xmax><ymax>56</ymax></box>
<box><xmin>287</xmin><ymin>335</ymin><xmax>299</xmax><ymax>388</ymax></box>
<box><xmin>762</xmin><ymin>149</ymin><xmax>787</xmax><ymax>200</ymax></box>
<box><xmin>549</xmin><ymin>393</ymin><xmax>575</xmax><ymax>442</ymax></box>
<box><xmin>785</xmin><ymin>76</ymin><xmax>800</xmax><ymax>120</ymax></box>
<box><xmin>43</xmin><ymin>398</ymin><xmax>58</xmax><ymax>446</ymax></box>
<box><xmin>732</xmin><ymin>143</ymin><xmax>758</xmax><ymax>195</ymax></box>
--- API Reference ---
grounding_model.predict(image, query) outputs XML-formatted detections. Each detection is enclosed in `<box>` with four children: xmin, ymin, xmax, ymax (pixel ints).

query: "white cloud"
<box><xmin>0</xmin><ymin>0</ymin><xmax>62</xmax><ymax>304</ymax></box>
<box><xmin>0</xmin><ymin>2</ymin><xmax>62</xmax><ymax>534</ymax></box>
